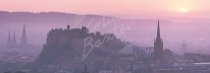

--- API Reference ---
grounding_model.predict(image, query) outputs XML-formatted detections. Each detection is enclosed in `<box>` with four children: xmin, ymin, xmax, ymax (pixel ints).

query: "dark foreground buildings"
<box><xmin>32</xmin><ymin>22</ymin><xmax>210</xmax><ymax>73</ymax></box>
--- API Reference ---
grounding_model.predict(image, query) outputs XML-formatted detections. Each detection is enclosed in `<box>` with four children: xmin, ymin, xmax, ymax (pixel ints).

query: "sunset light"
<box><xmin>1</xmin><ymin>0</ymin><xmax>210</xmax><ymax>73</ymax></box>
<box><xmin>178</xmin><ymin>8</ymin><xmax>189</xmax><ymax>13</ymax></box>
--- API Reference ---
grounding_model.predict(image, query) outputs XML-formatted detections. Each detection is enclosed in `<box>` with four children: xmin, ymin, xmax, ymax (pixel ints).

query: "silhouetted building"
<box><xmin>145</xmin><ymin>47</ymin><xmax>154</xmax><ymax>63</ymax></box>
<box><xmin>181</xmin><ymin>40</ymin><xmax>187</xmax><ymax>49</ymax></box>
<box><xmin>7</xmin><ymin>31</ymin><xmax>17</xmax><ymax>48</ymax></box>
<box><xmin>21</xmin><ymin>25</ymin><xmax>28</xmax><ymax>47</ymax></box>
<box><xmin>36</xmin><ymin>25</ymin><xmax>125</xmax><ymax>72</ymax></box>
<box><xmin>181</xmin><ymin>40</ymin><xmax>188</xmax><ymax>53</ymax></box>
<box><xmin>6</xmin><ymin>25</ymin><xmax>29</xmax><ymax>49</ymax></box>
<box><xmin>7</xmin><ymin>31</ymin><xmax>12</xmax><ymax>48</ymax></box>
<box><xmin>12</xmin><ymin>31</ymin><xmax>17</xmax><ymax>47</ymax></box>
<box><xmin>154</xmin><ymin>20</ymin><xmax>164</xmax><ymax>62</ymax></box>
<box><xmin>67</xmin><ymin>25</ymin><xmax>70</xmax><ymax>30</ymax></box>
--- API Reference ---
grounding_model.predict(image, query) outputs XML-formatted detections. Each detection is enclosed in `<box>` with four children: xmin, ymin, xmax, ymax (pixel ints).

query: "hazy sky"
<box><xmin>1</xmin><ymin>0</ymin><xmax>210</xmax><ymax>18</ymax></box>
<box><xmin>1</xmin><ymin>0</ymin><xmax>210</xmax><ymax>53</ymax></box>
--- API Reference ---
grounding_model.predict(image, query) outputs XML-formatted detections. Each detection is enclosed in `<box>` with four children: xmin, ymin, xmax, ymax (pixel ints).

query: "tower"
<box><xmin>12</xmin><ymin>31</ymin><xmax>16</xmax><ymax>47</ymax></box>
<box><xmin>21</xmin><ymin>25</ymin><xmax>28</xmax><ymax>47</ymax></box>
<box><xmin>7</xmin><ymin>31</ymin><xmax>12</xmax><ymax>48</ymax></box>
<box><xmin>154</xmin><ymin>20</ymin><xmax>164</xmax><ymax>61</ymax></box>
<box><xmin>67</xmin><ymin>25</ymin><xmax>70</xmax><ymax>30</ymax></box>
<box><xmin>181</xmin><ymin>40</ymin><xmax>188</xmax><ymax>53</ymax></box>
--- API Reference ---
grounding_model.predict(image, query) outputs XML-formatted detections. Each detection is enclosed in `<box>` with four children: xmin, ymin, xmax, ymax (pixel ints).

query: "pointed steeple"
<box><xmin>21</xmin><ymin>25</ymin><xmax>28</xmax><ymax>46</ymax></box>
<box><xmin>7</xmin><ymin>31</ymin><xmax>12</xmax><ymax>48</ymax></box>
<box><xmin>8</xmin><ymin>31</ymin><xmax>11</xmax><ymax>43</ymax></box>
<box><xmin>156</xmin><ymin>20</ymin><xmax>161</xmax><ymax>40</ymax></box>
<box><xmin>12</xmin><ymin>31</ymin><xmax>16</xmax><ymax>45</ymax></box>
<box><xmin>154</xmin><ymin>20</ymin><xmax>164</xmax><ymax>62</ymax></box>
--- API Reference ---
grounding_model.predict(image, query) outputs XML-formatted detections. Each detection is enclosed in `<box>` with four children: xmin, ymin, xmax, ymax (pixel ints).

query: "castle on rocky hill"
<box><xmin>35</xmin><ymin>25</ymin><xmax>126</xmax><ymax>73</ymax></box>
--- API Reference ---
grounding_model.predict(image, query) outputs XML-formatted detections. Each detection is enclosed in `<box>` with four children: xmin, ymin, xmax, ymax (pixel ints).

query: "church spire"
<box><xmin>21</xmin><ymin>25</ymin><xmax>28</xmax><ymax>46</ymax></box>
<box><xmin>154</xmin><ymin>20</ymin><xmax>164</xmax><ymax>62</ymax></box>
<box><xmin>12</xmin><ymin>31</ymin><xmax>16</xmax><ymax>45</ymax></box>
<box><xmin>7</xmin><ymin>31</ymin><xmax>12</xmax><ymax>48</ymax></box>
<box><xmin>156</xmin><ymin>20</ymin><xmax>161</xmax><ymax>40</ymax></box>
<box><xmin>8</xmin><ymin>31</ymin><xmax>11</xmax><ymax>43</ymax></box>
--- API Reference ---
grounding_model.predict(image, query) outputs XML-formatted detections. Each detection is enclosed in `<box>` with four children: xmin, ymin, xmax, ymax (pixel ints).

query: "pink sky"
<box><xmin>0</xmin><ymin>0</ymin><xmax>210</xmax><ymax>18</ymax></box>
<box><xmin>1</xmin><ymin>0</ymin><xmax>210</xmax><ymax>53</ymax></box>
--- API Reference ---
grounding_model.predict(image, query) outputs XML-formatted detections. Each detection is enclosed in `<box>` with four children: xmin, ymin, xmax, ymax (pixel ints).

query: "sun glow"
<box><xmin>178</xmin><ymin>8</ymin><xmax>189</xmax><ymax>13</ymax></box>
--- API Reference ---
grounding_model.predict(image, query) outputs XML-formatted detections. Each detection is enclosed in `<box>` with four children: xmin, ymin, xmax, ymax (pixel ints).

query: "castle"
<box><xmin>35</xmin><ymin>25</ymin><xmax>125</xmax><ymax>72</ymax></box>
<box><xmin>7</xmin><ymin>25</ymin><xmax>28</xmax><ymax>49</ymax></box>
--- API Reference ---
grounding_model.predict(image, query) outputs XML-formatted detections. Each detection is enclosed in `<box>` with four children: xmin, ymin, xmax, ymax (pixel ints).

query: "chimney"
<box><xmin>67</xmin><ymin>25</ymin><xmax>70</xmax><ymax>30</ymax></box>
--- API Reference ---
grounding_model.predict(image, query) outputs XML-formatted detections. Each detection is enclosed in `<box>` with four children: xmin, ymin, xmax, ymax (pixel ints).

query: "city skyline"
<box><xmin>1</xmin><ymin>0</ymin><xmax>210</xmax><ymax>73</ymax></box>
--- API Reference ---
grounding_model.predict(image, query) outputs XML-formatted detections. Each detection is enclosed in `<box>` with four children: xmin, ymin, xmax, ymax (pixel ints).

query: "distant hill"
<box><xmin>1</xmin><ymin>11</ymin><xmax>209</xmax><ymax>53</ymax></box>
<box><xmin>0</xmin><ymin>11</ymin><xmax>155</xmax><ymax>46</ymax></box>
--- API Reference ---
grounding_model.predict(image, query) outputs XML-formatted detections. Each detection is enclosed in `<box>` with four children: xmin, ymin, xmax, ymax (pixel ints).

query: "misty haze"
<box><xmin>1</xmin><ymin>0</ymin><xmax>210</xmax><ymax>73</ymax></box>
